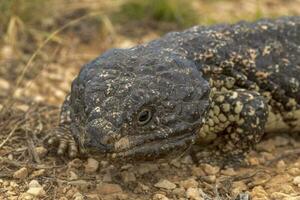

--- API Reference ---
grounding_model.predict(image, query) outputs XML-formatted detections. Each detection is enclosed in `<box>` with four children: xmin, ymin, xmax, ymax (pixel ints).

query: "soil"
<box><xmin>1</xmin><ymin>0</ymin><xmax>300</xmax><ymax>199</ymax></box>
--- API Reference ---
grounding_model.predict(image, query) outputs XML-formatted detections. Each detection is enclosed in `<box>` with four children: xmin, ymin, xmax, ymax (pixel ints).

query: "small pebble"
<box><xmin>288</xmin><ymin>168</ymin><xmax>300</xmax><ymax>176</ymax></box>
<box><xmin>10</xmin><ymin>181</ymin><xmax>18</xmax><ymax>188</ymax></box>
<box><xmin>73</xmin><ymin>192</ymin><xmax>85</xmax><ymax>200</ymax></box>
<box><xmin>276</xmin><ymin>160</ymin><xmax>286</xmax><ymax>169</ymax></box>
<box><xmin>28</xmin><ymin>180</ymin><xmax>41</xmax><ymax>188</ymax></box>
<box><xmin>20</xmin><ymin>193</ymin><xmax>34</xmax><ymax>200</ymax></box>
<box><xmin>180</xmin><ymin>178</ymin><xmax>198</xmax><ymax>189</ymax></box>
<box><xmin>152</xmin><ymin>193</ymin><xmax>169</xmax><ymax>200</ymax></box>
<box><xmin>26</xmin><ymin>187</ymin><xmax>46</xmax><ymax>197</ymax></box>
<box><xmin>0</xmin><ymin>78</ymin><xmax>10</xmax><ymax>90</ymax></box>
<box><xmin>202</xmin><ymin>164</ymin><xmax>220</xmax><ymax>175</ymax></box>
<box><xmin>172</xmin><ymin>188</ymin><xmax>185</xmax><ymax>198</ymax></box>
<box><xmin>203</xmin><ymin>175</ymin><xmax>216</xmax><ymax>183</ymax></box>
<box><xmin>221</xmin><ymin>168</ymin><xmax>237</xmax><ymax>176</ymax></box>
<box><xmin>54</xmin><ymin>89</ymin><xmax>66</xmax><ymax>99</ymax></box>
<box><xmin>68</xmin><ymin>171</ymin><xmax>79</xmax><ymax>180</ymax></box>
<box><xmin>1</xmin><ymin>45</ymin><xmax>14</xmax><ymax>59</ymax></box>
<box><xmin>13</xmin><ymin>167</ymin><xmax>28</xmax><ymax>179</ymax></box>
<box><xmin>191</xmin><ymin>166</ymin><xmax>205</xmax><ymax>177</ymax></box>
<box><xmin>16</xmin><ymin>104</ymin><xmax>29</xmax><ymax>112</ymax></box>
<box><xmin>247</xmin><ymin>157</ymin><xmax>260</xmax><ymax>165</ymax></box>
<box><xmin>232</xmin><ymin>181</ymin><xmax>248</xmax><ymax>195</ymax></box>
<box><xmin>294</xmin><ymin>161</ymin><xmax>300</xmax><ymax>168</ymax></box>
<box><xmin>293</xmin><ymin>176</ymin><xmax>300</xmax><ymax>186</ymax></box>
<box><xmin>85</xmin><ymin>158</ymin><xmax>99</xmax><ymax>173</ymax></box>
<box><xmin>35</xmin><ymin>147</ymin><xmax>48</xmax><ymax>157</ymax></box>
<box><xmin>251</xmin><ymin>186</ymin><xmax>268</xmax><ymax>199</ymax></box>
<box><xmin>3</xmin><ymin>180</ymin><xmax>9</xmax><ymax>186</ymax></box>
<box><xmin>186</xmin><ymin>188</ymin><xmax>203</xmax><ymax>200</ymax></box>
<box><xmin>154</xmin><ymin>179</ymin><xmax>176</xmax><ymax>190</ymax></box>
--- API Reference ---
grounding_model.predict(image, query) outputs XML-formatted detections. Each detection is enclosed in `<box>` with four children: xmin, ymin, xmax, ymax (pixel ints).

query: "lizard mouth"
<box><xmin>108</xmin><ymin>131</ymin><xmax>196</xmax><ymax>161</ymax></box>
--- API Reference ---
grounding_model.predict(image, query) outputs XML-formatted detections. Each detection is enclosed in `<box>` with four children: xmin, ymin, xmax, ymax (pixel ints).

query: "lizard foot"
<box><xmin>44</xmin><ymin>126</ymin><xmax>78</xmax><ymax>158</ymax></box>
<box><xmin>195</xmin><ymin>89</ymin><xmax>269</xmax><ymax>168</ymax></box>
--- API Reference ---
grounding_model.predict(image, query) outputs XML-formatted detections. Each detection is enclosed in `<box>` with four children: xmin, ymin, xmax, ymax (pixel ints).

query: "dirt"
<box><xmin>1</xmin><ymin>0</ymin><xmax>300</xmax><ymax>199</ymax></box>
<box><xmin>2</xmin><ymin>104</ymin><xmax>300</xmax><ymax>200</ymax></box>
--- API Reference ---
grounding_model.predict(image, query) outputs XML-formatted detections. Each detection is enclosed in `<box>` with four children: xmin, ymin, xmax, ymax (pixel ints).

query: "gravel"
<box><xmin>84</xmin><ymin>158</ymin><xmax>99</xmax><ymax>173</ymax></box>
<box><xmin>201</xmin><ymin>164</ymin><xmax>220</xmax><ymax>175</ymax></box>
<box><xmin>4</xmin><ymin>104</ymin><xmax>300</xmax><ymax>199</ymax></box>
<box><xmin>179</xmin><ymin>178</ymin><xmax>198</xmax><ymax>189</ymax></box>
<box><xmin>293</xmin><ymin>176</ymin><xmax>300</xmax><ymax>186</ymax></box>
<box><xmin>154</xmin><ymin>179</ymin><xmax>177</xmax><ymax>190</ymax></box>
<box><xmin>152</xmin><ymin>193</ymin><xmax>170</xmax><ymax>200</ymax></box>
<box><xmin>34</xmin><ymin>146</ymin><xmax>48</xmax><ymax>157</ymax></box>
<box><xmin>25</xmin><ymin>180</ymin><xmax>46</xmax><ymax>198</ymax></box>
<box><xmin>186</xmin><ymin>188</ymin><xmax>204</xmax><ymax>200</ymax></box>
<box><xmin>13</xmin><ymin>167</ymin><xmax>28</xmax><ymax>179</ymax></box>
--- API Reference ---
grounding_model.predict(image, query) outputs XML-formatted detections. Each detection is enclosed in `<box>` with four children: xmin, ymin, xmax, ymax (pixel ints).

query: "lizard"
<box><xmin>45</xmin><ymin>16</ymin><xmax>300</xmax><ymax>165</ymax></box>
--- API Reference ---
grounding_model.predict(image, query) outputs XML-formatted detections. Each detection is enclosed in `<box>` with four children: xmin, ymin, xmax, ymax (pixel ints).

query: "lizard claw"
<box><xmin>44</xmin><ymin>127</ymin><xmax>78</xmax><ymax>158</ymax></box>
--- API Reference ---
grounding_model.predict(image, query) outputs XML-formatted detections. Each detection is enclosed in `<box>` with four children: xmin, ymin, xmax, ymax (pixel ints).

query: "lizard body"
<box><xmin>46</xmin><ymin>16</ymin><xmax>300</xmax><ymax>163</ymax></box>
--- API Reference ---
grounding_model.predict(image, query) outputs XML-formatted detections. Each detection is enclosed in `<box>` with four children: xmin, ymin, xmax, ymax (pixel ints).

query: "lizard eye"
<box><xmin>137</xmin><ymin>108</ymin><xmax>152</xmax><ymax>125</ymax></box>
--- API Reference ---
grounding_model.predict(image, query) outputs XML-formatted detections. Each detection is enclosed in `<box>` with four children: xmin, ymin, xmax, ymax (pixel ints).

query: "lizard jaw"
<box><xmin>108</xmin><ymin>131</ymin><xmax>196</xmax><ymax>161</ymax></box>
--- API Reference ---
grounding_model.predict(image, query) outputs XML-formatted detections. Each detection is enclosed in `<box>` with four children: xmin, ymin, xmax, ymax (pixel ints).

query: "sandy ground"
<box><xmin>1</xmin><ymin>0</ymin><xmax>300</xmax><ymax>199</ymax></box>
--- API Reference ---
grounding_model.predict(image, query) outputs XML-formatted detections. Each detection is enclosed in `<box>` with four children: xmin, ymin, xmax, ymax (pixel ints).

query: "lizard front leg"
<box><xmin>44</xmin><ymin>95</ymin><xmax>79</xmax><ymax>157</ymax></box>
<box><xmin>196</xmin><ymin>89</ymin><xmax>269</xmax><ymax>166</ymax></box>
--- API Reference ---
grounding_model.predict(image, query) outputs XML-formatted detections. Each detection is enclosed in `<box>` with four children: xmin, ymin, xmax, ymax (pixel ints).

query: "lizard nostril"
<box><xmin>86</xmin><ymin>118</ymin><xmax>118</xmax><ymax>151</ymax></box>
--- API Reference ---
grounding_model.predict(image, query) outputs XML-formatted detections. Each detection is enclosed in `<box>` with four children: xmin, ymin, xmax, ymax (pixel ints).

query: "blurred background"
<box><xmin>0</xmin><ymin>0</ymin><xmax>299</xmax><ymax>107</ymax></box>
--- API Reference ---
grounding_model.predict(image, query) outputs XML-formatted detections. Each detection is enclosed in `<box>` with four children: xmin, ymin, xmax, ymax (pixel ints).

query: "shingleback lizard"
<box><xmin>46</xmin><ymin>16</ymin><xmax>300</xmax><ymax>164</ymax></box>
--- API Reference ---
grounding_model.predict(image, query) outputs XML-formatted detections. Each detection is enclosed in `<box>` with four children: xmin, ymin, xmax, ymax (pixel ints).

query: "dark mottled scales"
<box><xmin>46</xmin><ymin>16</ymin><xmax>300</xmax><ymax>164</ymax></box>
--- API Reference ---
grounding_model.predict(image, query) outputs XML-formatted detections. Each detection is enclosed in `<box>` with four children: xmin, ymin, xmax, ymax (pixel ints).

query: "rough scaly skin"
<box><xmin>46</xmin><ymin>16</ymin><xmax>300</xmax><ymax>163</ymax></box>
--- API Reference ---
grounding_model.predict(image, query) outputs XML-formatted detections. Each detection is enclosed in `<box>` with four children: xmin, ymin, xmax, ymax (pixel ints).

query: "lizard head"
<box><xmin>73</xmin><ymin>48</ymin><xmax>210</xmax><ymax>161</ymax></box>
